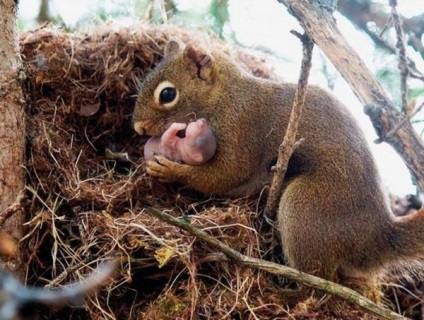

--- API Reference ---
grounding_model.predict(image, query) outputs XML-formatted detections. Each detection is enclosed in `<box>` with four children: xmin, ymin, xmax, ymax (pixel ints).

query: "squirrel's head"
<box><xmin>132</xmin><ymin>39</ymin><xmax>217</xmax><ymax>137</ymax></box>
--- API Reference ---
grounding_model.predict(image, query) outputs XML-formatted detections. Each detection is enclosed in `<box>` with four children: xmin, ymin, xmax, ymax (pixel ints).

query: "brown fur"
<box><xmin>133</xmin><ymin>39</ymin><xmax>424</xmax><ymax>291</ymax></box>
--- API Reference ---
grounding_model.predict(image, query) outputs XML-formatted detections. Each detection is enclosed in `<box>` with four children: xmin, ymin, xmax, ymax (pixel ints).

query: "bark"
<box><xmin>0</xmin><ymin>0</ymin><xmax>26</xmax><ymax>277</ymax></box>
<box><xmin>282</xmin><ymin>0</ymin><xmax>424</xmax><ymax>191</ymax></box>
<box><xmin>37</xmin><ymin>0</ymin><xmax>51</xmax><ymax>24</ymax></box>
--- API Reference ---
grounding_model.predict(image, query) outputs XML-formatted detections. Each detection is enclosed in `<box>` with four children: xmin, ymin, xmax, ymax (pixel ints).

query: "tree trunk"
<box><xmin>37</xmin><ymin>0</ymin><xmax>51</xmax><ymax>24</ymax></box>
<box><xmin>0</xmin><ymin>0</ymin><xmax>26</xmax><ymax>277</ymax></box>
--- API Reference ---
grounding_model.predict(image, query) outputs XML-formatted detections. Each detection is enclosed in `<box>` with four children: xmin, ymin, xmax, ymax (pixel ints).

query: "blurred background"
<box><xmin>17</xmin><ymin>0</ymin><xmax>424</xmax><ymax>196</ymax></box>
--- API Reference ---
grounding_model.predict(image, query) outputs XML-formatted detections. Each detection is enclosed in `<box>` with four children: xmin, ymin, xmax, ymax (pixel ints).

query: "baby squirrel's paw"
<box><xmin>146</xmin><ymin>155</ymin><xmax>188</xmax><ymax>182</ymax></box>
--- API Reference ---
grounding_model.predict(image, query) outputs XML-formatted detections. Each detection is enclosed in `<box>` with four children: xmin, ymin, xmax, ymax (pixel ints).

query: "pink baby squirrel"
<box><xmin>144</xmin><ymin>118</ymin><xmax>217</xmax><ymax>165</ymax></box>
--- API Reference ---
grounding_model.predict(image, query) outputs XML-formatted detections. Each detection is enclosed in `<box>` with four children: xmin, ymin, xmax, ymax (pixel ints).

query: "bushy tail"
<box><xmin>389</xmin><ymin>208</ymin><xmax>424</xmax><ymax>265</ymax></box>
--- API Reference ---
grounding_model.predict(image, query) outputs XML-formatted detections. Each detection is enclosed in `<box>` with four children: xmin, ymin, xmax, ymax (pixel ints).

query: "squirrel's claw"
<box><xmin>146</xmin><ymin>155</ymin><xmax>187</xmax><ymax>182</ymax></box>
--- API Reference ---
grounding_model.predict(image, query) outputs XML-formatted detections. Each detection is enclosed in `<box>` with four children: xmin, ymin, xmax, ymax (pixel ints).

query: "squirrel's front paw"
<box><xmin>146</xmin><ymin>155</ymin><xmax>187</xmax><ymax>182</ymax></box>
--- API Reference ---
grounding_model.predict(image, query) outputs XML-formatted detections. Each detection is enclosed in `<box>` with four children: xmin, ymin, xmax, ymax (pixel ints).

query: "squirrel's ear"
<box><xmin>185</xmin><ymin>46</ymin><xmax>214</xmax><ymax>82</ymax></box>
<box><xmin>164</xmin><ymin>38</ymin><xmax>185</xmax><ymax>57</ymax></box>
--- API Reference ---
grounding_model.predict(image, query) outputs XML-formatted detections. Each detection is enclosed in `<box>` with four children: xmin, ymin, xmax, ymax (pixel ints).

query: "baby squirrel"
<box><xmin>144</xmin><ymin>118</ymin><xmax>217</xmax><ymax>165</ymax></box>
<box><xmin>133</xmin><ymin>39</ymin><xmax>424</xmax><ymax>290</ymax></box>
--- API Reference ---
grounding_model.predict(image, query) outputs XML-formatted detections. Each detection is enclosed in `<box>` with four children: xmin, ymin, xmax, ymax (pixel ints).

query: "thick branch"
<box><xmin>145</xmin><ymin>208</ymin><xmax>406</xmax><ymax>320</ymax></box>
<box><xmin>283</xmin><ymin>0</ymin><xmax>424</xmax><ymax>191</ymax></box>
<box><xmin>36</xmin><ymin>0</ymin><xmax>51</xmax><ymax>24</ymax></box>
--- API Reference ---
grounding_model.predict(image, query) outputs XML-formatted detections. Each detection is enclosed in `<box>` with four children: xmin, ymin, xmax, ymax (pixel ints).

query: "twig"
<box><xmin>389</xmin><ymin>0</ymin><xmax>409</xmax><ymax>114</ymax></box>
<box><xmin>379</xmin><ymin>15</ymin><xmax>392</xmax><ymax>38</ymax></box>
<box><xmin>409</xmin><ymin>71</ymin><xmax>424</xmax><ymax>82</ymax></box>
<box><xmin>145</xmin><ymin>207</ymin><xmax>406</xmax><ymax>320</ymax></box>
<box><xmin>0</xmin><ymin>260</ymin><xmax>116</xmax><ymax>320</ymax></box>
<box><xmin>45</xmin><ymin>261</ymin><xmax>87</xmax><ymax>288</ymax></box>
<box><xmin>265</xmin><ymin>32</ymin><xmax>313</xmax><ymax>219</ymax></box>
<box><xmin>0</xmin><ymin>191</ymin><xmax>25</xmax><ymax>227</ymax></box>
<box><xmin>408</xmin><ymin>32</ymin><xmax>424</xmax><ymax>61</ymax></box>
<box><xmin>384</xmin><ymin>101</ymin><xmax>424</xmax><ymax>140</ymax></box>
<box><xmin>362</xmin><ymin>26</ymin><xmax>424</xmax><ymax>80</ymax></box>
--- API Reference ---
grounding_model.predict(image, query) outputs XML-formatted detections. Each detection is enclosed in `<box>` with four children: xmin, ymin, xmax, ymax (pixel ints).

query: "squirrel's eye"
<box><xmin>154</xmin><ymin>81</ymin><xmax>179</xmax><ymax>109</ymax></box>
<box><xmin>160</xmin><ymin>87</ymin><xmax>176</xmax><ymax>104</ymax></box>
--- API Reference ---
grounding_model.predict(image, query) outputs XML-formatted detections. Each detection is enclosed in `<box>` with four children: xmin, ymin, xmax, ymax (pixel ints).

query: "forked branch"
<box><xmin>281</xmin><ymin>0</ymin><xmax>424</xmax><ymax>191</ymax></box>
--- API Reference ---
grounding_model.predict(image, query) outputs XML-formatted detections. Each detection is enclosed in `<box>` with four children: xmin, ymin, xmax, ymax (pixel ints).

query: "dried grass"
<box><xmin>19</xmin><ymin>23</ymin><xmax>415</xmax><ymax>319</ymax></box>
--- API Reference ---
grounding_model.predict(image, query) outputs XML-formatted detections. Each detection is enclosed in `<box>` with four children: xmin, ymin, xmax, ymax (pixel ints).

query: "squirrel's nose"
<box><xmin>133</xmin><ymin>121</ymin><xmax>145</xmax><ymax>135</ymax></box>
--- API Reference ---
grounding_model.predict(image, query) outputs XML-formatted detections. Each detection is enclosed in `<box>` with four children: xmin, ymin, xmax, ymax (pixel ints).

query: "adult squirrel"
<box><xmin>133</xmin><ymin>39</ymin><xmax>424</xmax><ymax>290</ymax></box>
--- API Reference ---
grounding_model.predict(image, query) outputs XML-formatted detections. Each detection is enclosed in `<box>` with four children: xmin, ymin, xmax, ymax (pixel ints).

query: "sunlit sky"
<box><xmin>18</xmin><ymin>0</ymin><xmax>424</xmax><ymax>195</ymax></box>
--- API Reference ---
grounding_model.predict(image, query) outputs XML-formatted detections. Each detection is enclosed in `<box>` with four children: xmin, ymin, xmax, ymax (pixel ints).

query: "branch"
<box><xmin>361</xmin><ymin>24</ymin><xmax>423</xmax><ymax>81</ymax></box>
<box><xmin>36</xmin><ymin>0</ymin><xmax>51</xmax><ymax>24</ymax></box>
<box><xmin>385</xmin><ymin>101</ymin><xmax>424</xmax><ymax>139</ymax></box>
<box><xmin>337</xmin><ymin>0</ymin><xmax>424</xmax><ymax>62</ymax></box>
<box><xmin>0</xmin><ymin>261</ymin><xmax>116</xmax><ymax>320</ymax></box>
<box><xmin>144</xmin><ymin>208</ymin><xmax>406</xmax><ymax>320</ymax></box>
<box><xmin>265</xmin><ymin>32</ymin><xmax>313</xmax><ymax>219</ymax></box>
<box><xmin>389</xmin><ymin>0</ymin><xmax>408</xmax><ymax>114</ymax></box>
<box><xmin>282</xmin><ymin>0</ymin><xmax>424</xmax><ymax>191</ymax></box>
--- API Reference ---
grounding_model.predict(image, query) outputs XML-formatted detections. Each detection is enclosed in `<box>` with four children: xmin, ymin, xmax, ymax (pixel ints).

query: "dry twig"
<box><xmin>0</xmin><ymin>261</ymin><xmax>115</xmax><ymax>320</ymax></box>
<box><xmin>389</xmin><ymin>0</ymin><xmax>409</xmax><ymax>114</ymax></box>
<box><xmin>265</xmin><ymin>32</ymin><xmax>313</xmax><ymax>219</ymax></box>
<box><xmin>385</xmin><ymin>101</ymin><xmax>424</xmax><ymax>140</ymax></box>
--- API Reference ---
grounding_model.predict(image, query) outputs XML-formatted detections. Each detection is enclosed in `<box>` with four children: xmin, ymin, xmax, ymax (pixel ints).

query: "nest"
<box><xmin>19</xmin><ymin>23</ymin><xmax>422</xmax><ymax>319</ymax></box>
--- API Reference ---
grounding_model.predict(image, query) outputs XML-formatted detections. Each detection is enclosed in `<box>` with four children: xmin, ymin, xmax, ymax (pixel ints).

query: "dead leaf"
<box><xmin>154</xmin><ymin>247</ymin><xmax>174</xmax><ymax>268</ymax></box>
<box><xmin>79</xmin><ymin>102</ymin><xmax>101</xmax><ymax>117</ymax></box>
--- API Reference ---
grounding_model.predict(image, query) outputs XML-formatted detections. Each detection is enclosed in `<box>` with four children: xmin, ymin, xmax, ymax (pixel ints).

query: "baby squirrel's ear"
<box><xmin>164</xmin><ymin>38</ymin><xmax>185</xmax><ymax>57</ymax></box>
<box><xmin>185</xmin><ymin>46</ymin><xmax>214</xmax><ymax>82</ymax></box>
